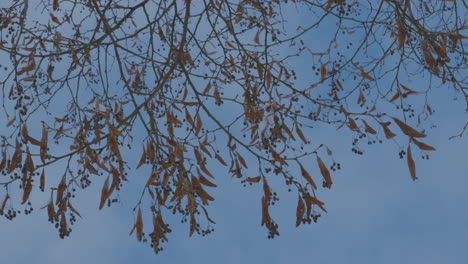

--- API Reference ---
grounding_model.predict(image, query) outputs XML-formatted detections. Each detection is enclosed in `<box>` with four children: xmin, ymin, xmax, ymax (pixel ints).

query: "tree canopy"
<box><xmin>0</xmin><ymin>0</ymin><xmax>466</xmax><ymax>254</ymax></box>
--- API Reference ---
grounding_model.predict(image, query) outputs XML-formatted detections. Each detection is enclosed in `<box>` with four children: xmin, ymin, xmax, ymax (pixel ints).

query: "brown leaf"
<box><xmin>296</xmin><ymin>197</ymin><xmax>305</xmax><ymax>227</ymax></box>
<box><xmin>389</xmin><ymin>90</ymin><xmax>400</xmax><ymax>103</ymax></box>
<box><xmin>359</xmin><ymin>68</ymin><xmax>375</xmax><ymax>81</ymax></box>
<box><xmin>317</xmin><ymin>156</ymin><xmax>332</xmax><ymax>188</ymax></box>
<box><xmin>50</xmin><ymin>13</ymin><xmax>61</xmax><ymax>24</ymax></box>
<box><xmin>136</xmin><ymin>147</ymin><xmax>147</xmax><ymax>169</ymax></box>
<box><xmin>296</xmin><ymin>123</ymin><xmax>307</xmax><ymax>143</ymax></box>
<box><xmin>136</xmin><ymin>208</ymin><xmax>144</xmax><ymax>241</ymax></box>
<box><xmin>407</xmin><ymin>145</ymin><xmax>417</xmax><ymax>180</ymax></box>
<box><xmin>237</xmin><ymin>153</ymin><xmax>248</xmax><ymax>168</ymax></box>
<box><xmin>199</xmin><ymin>175</ymin><xmax>217</xmax><ymax>187</ymax></box>
<box><xmin>17</xmin><ymin>59</ymin><xmax>35</xmax><ymax>75</ymax></box>
<box><xmin>392</xmin><ymin>117</ymin><xmax>426</xmax><ymax>138</ymax></box>
<box><xmin>185</xmin><ymin>108</ymin><xmax>195</xmax><ymax>129</ymax></box>
<box><xmin>8</xmin><ymin>140</ymin><xmax>21</xmax><ymax>173</ymax></box>
<box><xmin>380</xmin><ymin>122</ymin><xmax>396</xmax><ymax>139</ymax></box>
<box><xmin>0</xmin><ymin>151</ymin><xmax>6</xmax><ymax>171</ymax></box>
<box><xmin>361</xmin><ymin>119</ymin><xmax>377</xmax><ymax>134</ymax></box>
<box><xmin>68</xmin><ymin>202</ymin><xmax>82</xmax><ymax>218</ymax></box>
<box><xmin>246</xmin><ymin>176</ymin><xmax>261</xmax><ymax>183</ymax></box>
<box><xmin>0</xmin><ymin>194</ymin><xmax>9</xmax><ymax>213</ymax></box>
<box><xmin>40</xmin><ymin>124</ymin><xmax>48</xmax><ymax>163</ymax></box>
<box><xmin>348</xmin><ymin>117</ymin><xmax>359</xmax><ymax>131</ymax></box>
<box><xmin>194</xmin><ymin>148</ymin><xmax>203</xmax><ymax>164</ymax></box>
<box><xmin>200</xmin><ymin>163</ymin><xmax>214</xmax><ymax>178</ymax></box>
<box><xmin>53</xmin><ymin>0</ymin><xmax>59</xmax><ymax>10</ymax></box>
<box><xmin>99</xmin><ymin>176</ymin><xmax>110</xmax><ymax>210</ymax></box>
<box><xmin>21</xmin><ymin>183</ymin><xmax>32</xmax><ymax>205</ymax></box>
<box><xmin>411</xmin><ymin>138</ymin><xmax>436</xmax><ymax>151</ymax></box>
<box><xmin>215</xmin><ymin>154</ymin><xmax>227</xmax><ymax>166</ymax></box>
<box><xmin>47</xmin><ymin>201</ymin><xmax>55</xmax><ymax>223</ymax></box>
<box><xmin>300</xmin><ymin>164</ymin><xmax>317</xmax><ymax>190</ymax></box>
<box><xmin>320</xmin><ymin>63</ymin><xmax>327</xmax><ymax>82</ymax></box>
<box><xmin>195</xmin><ymin>115</ymin><xmax>202</xmax><ymax>135</ymax></box>
<box><xmin>56</xmin><ymin>176</ymin><xmax>66</xmax><ymax>204</ymax></box>
<box><xmin>40</xmin><ymin>169</ymin><xmax>45</xmax><ymax>192</ymax></box>
<box><xmin>254</xmin><ymin>30</ymin><xmax>261</xmax><ymax>44</ymax></box>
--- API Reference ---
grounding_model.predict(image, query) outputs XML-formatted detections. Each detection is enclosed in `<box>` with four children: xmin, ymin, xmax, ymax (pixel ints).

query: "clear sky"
<box><xmin>1</xmin><ymin>1</ymin><xmax>467</xmax><ymax>263</ymax></box>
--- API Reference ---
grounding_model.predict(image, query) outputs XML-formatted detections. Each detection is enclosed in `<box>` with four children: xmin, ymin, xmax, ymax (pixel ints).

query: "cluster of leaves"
<box><xmin>0</xmin><ymin>0</ymin><xmax>466</xmax><ymax>254</ymax></box>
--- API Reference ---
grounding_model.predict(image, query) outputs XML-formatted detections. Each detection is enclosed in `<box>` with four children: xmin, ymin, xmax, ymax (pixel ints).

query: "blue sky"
<box><xmin>1</xmin><ymin>1</ymin><xmax>467</xmax><ymax>263</ymax></box>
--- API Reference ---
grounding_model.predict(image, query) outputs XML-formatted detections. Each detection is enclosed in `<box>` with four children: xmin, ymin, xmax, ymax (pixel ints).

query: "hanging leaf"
<box><xmin>136</xmin><ymin>208</ymin><xmax>144</xmax><ymax>241</ymax></box>
<box><xmin>215</xmin><ymin>154</ymin><xmax>228</xmax><ymax>166</ymax></box>
<box><xmin>21</xmin><ymin>183</ymin><xmax>32</xmax><ymax>205</ymax></box>
<box><xmin>296</xmin><ymin>123</ymin><xmax>307</xmax><ymax>143</ymax></box>
<box><xmin>0</xmin><ymin>151</ymin><xmax>6</xmax><ymax>171</ymax></box>
<box><xmin>199</xmin><ymin>175</ymin><xmax>217</xmax><ymax>187</ymax></box>
<box><xmin>359</xmin><ymin>68</ymin><xmax>375</xmax><ymax>81</ymax></box>
<box><xmin>407</xmin><ymin>145</ymin><xmax>417</xmax><ymax>180</ymax></box>
<box><xmin>99</xmin><ymin>176</ymin><xmax>110</xmax><ymax>210</ymax></box>
<box><xmin>348</xmin><ymin>118</ymin><xmax>359</xmax><ymax>131</ymax></box>
<box><xmin>68</xmin><ymin>202</ymin><xmax>82</xmax><ymax>218</ymax></box>
<box><xmin>0</xmin><ymin>194</ymin><xmax>9</xmax><ymax>213</ymax></box>
<box><xmin>296</xmin><ymin>197</ymin><xmax>305</xmax><ymax>227</ymax></box>
<box><xmin>361</xmin><ymin>119</ymin><xmax>377</xmax><ymax>134</ymax></box>
<box><xmin>389</xmin><ymin>90</ymin><xmax>400</xmax><ymax>103</ymax></box>
<box><xmin>411</xmin><ymin>138</ymin><xmax>436</xmax><ymax>151</ymax></box>
<box><xmin>300</xmin><ymin>164</ymin><xmax>317</xmax><ymax>190</ymax></box>
<box><xmin>380</xmin><ymin>122</ymin><xmax>396</xmax><ymax>139</ymax></box>
<box><xmin>17</xmin><ymin>59</ymin><xmax>35</xmax><ymax>75</ymax></box>
<box><xmin>317</xmin><ymin>156</ymin><xmax>332</xmax><ymax>188</ymax></box>
<box><xmin>50</xmin><ymin>13</ymin><xmax>61</xmax><ymax>24</ymax></box>
<box><xmin>246</xmin><ymin>176</ymin><xmax>261</xmax><ymax>183</ymax></box>
<box><xmin>40</xmin><ymin>169</ymin><xmax>45</xmax><ymax>192</ymax></box>
<box><xmin>136</xmin><ymin>147</ymin><xmax>147</xmax><ymax>169</ymax></box>
<box><xmin>56</xmin><ymin>176</ymin><xmax>66</xmax><ymax>204</ymax></box>
<box><xmin>392</xmin><ymin>117</ymin><xmax>426</xmax><ymax>138</ymax></box>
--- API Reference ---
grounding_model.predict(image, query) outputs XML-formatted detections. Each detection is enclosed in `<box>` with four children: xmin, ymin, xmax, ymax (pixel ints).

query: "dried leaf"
<box><xmin>361</xmin><ymin>119</ymin><xmax>377</xmax><ymax>134</ymax></box>
<box><xmin>389</xmin><ymin>90</ymin><xmax>400</xmax><ymax>103</ymax></box>
<box><xmin>50</xmin><ymin>13</ymin><xmax>61</xmax><ymax>24</ymax></box>
<box><xmin>392</xmin><ymin>117</ymin><xmax>426</xmax><ymax>138</ymax></box>
<box><xmin>215</xmin><ymin>154</ymin><xmax>227</xmax><ymax>166</ymax></box>
<box><xmin>68</xmin><ymin>202</ymin><xmax>82</xmax><ymax>218</ymax></box>
<box><xmin>317</xmin><ymin>156</ymin><xmax>332</xmax><ymax>188</ymax></box>
<box><xmin>359</xmin><ymin>68</ymin><xmax>375</xmax><ymax>81</ymax></box>
<box><xmin>17</xmin><ymin>59</ymin><xmax>35</xmax><ymax>75</ymax></box>
<box><xmin>47</xmin><ymin>201</ymin><xmax>55</xmax><ymax>222</ymax></box>
<box><xmin>320</xmin><ymin>63</ymin><xmax>327</xmax><ymax>82</ymax></box>
<box><xmin>246</xmin><ymin>176</ymin><xmax>261</xmax><ymax>183</ymax></box>
<box><xmin>56</xmin><ymin>176</ymin><xmax>66</xmax><ymax>204</ymax></box>
<box><xmin>0</xmin><ymin>151</ymin><xmax>6</xmax><ymax>171</ymax></box>
<box><xmin>407</xmin><ymin>145</ymin><xmax>417</xmax><ymax>180</ymax></box>
<box><xmin>40</xmin><ymin>169</ymin><xmax>45</xmax><ymax>192</ymax></box>
<box><xmin>1</xmin><ymin>194</ymin><xmax>9</xmax><ymax>213</ymax></box>
<box><xmin>237</xmin><ymin>153</ymin><xmax>248</xmax><ymax>168</ymax></box>
<box><xmin>411</xmin><ymin>138</ymin><xmax>436</xmax><ymax>151</ymax></box>
<box><xmin>21</xmin><ymin>183</ymin><xmax>32</xmax><ymax>205</ymax></box>
<box><xmin>136</xmin><ymin>147</ymin><xmax>147</xmax><ymax>169</ymax></box>
<box><xmin>300</xmin><ymin>164</ymin><xmax>317</xmax><ymax>190</ymax></box>
<box><xmin>199</xmin><ymin>175</ymin><xmax>217</xmax><ymax>187</ymax></box>
<box><xmin>99</xmin><ymin>176</ymin><xmax>110</xmax><ymax>210</ymax></box>
<box><xmin>296</xmin><ymin>123</ymin><xmax>307</xmax><ymax>143</ymax></box>
<box><xmin>136</xmin><ymin>208</ymin><xmax>144</xmax><ymax>241</ymax></box>
<box><xmin>348</xmin><ymin>118</ymin><xmax>359</xmax><ymax>131</ymax></box>
<box><xmin>296</xmin><ymin>197</ymin><xmax>305</xmax><ymax>227</ymax></box>
<box><xmin>381</xmin><ymin>122</ymin><xmax>396</xmax><ymax>139</ymax></box>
